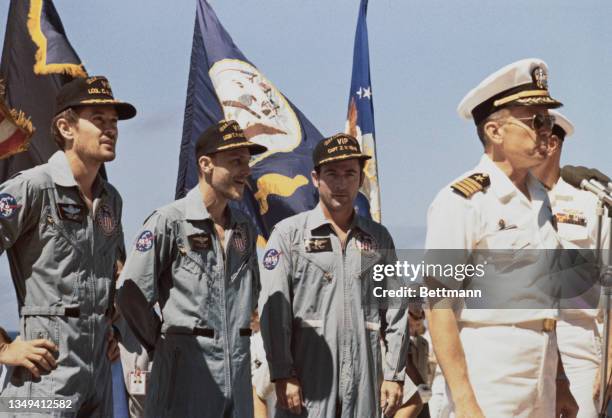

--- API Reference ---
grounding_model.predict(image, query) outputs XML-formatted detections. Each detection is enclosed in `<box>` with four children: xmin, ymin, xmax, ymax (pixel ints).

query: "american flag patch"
<box><xmin>95</xmin><ymin>203</ymin><xmax>116</xmax><ymax>236</ymax></box>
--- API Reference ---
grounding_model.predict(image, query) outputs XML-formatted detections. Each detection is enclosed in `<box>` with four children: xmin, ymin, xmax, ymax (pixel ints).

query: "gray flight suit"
<box><xmin>259</xmin><ymin>204</ymin><xmax>409</xmax><ymax>418</ymax></box>
<box><xmin>0</xmin><ymin>151</ymin><xmax>125</xmax><ymax>417</ymax></box>
<box><xmin>116</xmin><ymin>186</ymin><xmax>259</xmax><ymax>418</ymax></box>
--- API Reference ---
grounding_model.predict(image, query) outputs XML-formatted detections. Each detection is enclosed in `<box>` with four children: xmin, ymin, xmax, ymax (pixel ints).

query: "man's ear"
<box><xmin>483</xmin><ymin>120</ymin><xmax>504</xmax><ymax>146</ymax></box>
<box><xmin>198</xmin><ymin>155</ymin><xmax>214</xmax><ymax>176</ymax></box>
<box><xmin>311</xmin><ymin>169</ymin><xmax>320</xmax><ymax>189</ymax></box>
<box><xmin>56</xmin><ymin>118</ymin><xmax>76</xmax><ymax>146</ymax></box>
<box><xmin>547</xmin><ymin>135</ymin><xmax>562</xmax><ymax>155</ymax></box>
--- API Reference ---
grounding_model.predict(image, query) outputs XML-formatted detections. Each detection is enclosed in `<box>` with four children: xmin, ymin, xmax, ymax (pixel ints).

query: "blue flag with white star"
<box><xmin>176</xmin><ymin>0</ymin><xmax>321</xmax><ymax>241</ymax></box>
<box><xmin>346</xmin><ymin>0</ymin><xmax>381</xmax><ymax>222</ymax></box>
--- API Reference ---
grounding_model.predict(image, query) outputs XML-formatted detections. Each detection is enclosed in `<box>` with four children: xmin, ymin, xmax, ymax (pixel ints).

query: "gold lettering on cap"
<box><xmin>336</xmin><ymin>137</ymin><xmax>349</xmax><ymax>145</ymax></box>
<box><xmin>222</xmin><ymin>132</ymin><xmax>244</xmax><ymax>141</ymax></box>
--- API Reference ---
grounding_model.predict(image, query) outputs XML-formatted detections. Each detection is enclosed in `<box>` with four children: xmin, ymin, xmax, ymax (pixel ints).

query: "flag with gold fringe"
<box><xmin>0</xmin><ymin>80</ymin><xmax>34</xmax><ymax>159</ymax></box>
<box><xmin>0</xmin><ymin>0</ymin><xmax>87</xmax><ymax>181</ymax></box>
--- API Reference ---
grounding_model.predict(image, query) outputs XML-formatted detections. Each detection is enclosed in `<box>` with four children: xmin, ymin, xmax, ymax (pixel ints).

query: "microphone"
<box><xmin>588</xmin><ymin>167</ymin><xmax>612</xmax><ymax>192</ymax></box>
<box><xmin>561</xmin><ymin>165</ymin><xmax>612</xmax><ymax>206</ymax></box>
<box><xmin>573</xmin><ymin>165</ymin><xmax>612</xmax><ymax>193</ymax></box>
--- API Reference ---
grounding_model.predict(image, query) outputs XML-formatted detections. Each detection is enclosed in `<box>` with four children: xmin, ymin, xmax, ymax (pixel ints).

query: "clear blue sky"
<box><xmin>1</xmin><ymin>0</ymin><xmax>610</xmax><ymax>328</ymax></box>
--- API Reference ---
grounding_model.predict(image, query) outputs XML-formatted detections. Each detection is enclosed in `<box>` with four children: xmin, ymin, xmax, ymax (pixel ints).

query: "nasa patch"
<box><xmin>355</xmin><ymin>232</ymin><xmax>378</xmax><ymax>253</ymax></box>
<box><xmin>0</xmin><ymin>193</ymin><xmax>21</xmax><ymax>219</ymax></box>
<box><xmin>135</xmin><ymin>230</ymin><xmax>154</xmax><ymax>252</ymax></box>
<box><xmin>231</xmin><ymin>224</ymin><xmax>248</xmax><ymax>254</ymax></box>
<box><xmin>263</xmin><ymin>249</ymin><xmax>281</xmax><ymax>270</ymax></box>
<box><xmin>95</xmin><ymin>204</ymin><xmax>117</xmax><ymax>236</ymax></box>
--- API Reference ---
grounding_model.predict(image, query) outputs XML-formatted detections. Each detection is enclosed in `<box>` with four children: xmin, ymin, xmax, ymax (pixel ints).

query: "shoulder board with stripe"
<box><xmin>451</xmin><ymin>173</ymin><xmax>490</xmax><ymax>199</ymax></box>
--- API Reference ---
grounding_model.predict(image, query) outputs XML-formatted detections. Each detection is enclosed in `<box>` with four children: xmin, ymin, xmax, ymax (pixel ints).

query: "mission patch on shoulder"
<box><xmin>451</xmin><ymin>173</ymin><xmax>490</xmax><ymax>198</ymax></box>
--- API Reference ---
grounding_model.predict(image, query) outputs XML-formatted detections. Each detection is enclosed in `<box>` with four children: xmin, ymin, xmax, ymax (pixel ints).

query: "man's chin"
<box><xmin>99</xmin><ymin>152</ymin><xmax>116</xmax><ymax>163</ymax></box>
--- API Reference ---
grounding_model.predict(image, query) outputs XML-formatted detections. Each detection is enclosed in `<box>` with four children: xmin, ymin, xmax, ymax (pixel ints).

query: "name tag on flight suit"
<box><xmin>189</xmin><ymin>233</ymin><xmax>212</xmax><ymax>251</ymax></box>
<box><xmin>304</xmin><ymin>237</ymin><xmax>332</xmax><ymax>253</ymax></box>
<box><xmin>57</xmin><ymin>203</ymin><xmax>86</xmax><ymax>223</ymax></box>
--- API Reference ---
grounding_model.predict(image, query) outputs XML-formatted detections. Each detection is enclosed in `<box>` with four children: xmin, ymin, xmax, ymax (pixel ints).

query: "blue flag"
<box><xmin>346</xmin><ymin>0</ymin><xmax>381</xmax><ymax>222</ymax></box>
<box><xmin>0</xmin><ymin>0</ymin><xmax>87</xmax><ymax>181</ymax></box>
<box><xmin>176</xmin><ymin>0</ymin><xmax>321</xmax><ymax>241</ymax></box>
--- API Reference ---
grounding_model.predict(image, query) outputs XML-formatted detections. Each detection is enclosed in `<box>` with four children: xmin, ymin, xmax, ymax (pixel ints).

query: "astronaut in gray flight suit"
<box><xmin>117</xmin><ymin>120</ymin><xmax>266</xmax><ymax>418</ymax></box>
<box><xmin>0</xmin><ymin>76</ymin><xmax>135</xmax><ymax>417</ymax></box>
<box><xmin>259</xmin><ymin>133</ymin><xmax>410</xmax><ymax>418</ymax></box>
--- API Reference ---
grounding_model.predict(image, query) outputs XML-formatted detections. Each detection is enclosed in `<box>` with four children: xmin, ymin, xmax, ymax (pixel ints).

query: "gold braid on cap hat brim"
<box><xmin>493</xmin><ymin>90</ymin><xmax>551</xmax><ymax>107</ymax></box>
<box><xmin>216</xmin><ymin>141</ymin><xmax>257</xmax><ymax>151</ymax></box>
<box><xmin>317</xmin><ymin>153</ymin><xmax>371</xmax><ymax>166</ymax></box>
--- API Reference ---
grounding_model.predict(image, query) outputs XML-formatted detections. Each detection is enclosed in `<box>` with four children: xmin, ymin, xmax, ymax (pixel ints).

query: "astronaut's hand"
<box><xmin>106</xmin><ymin>329</ymin><xmax>120</xmax><ymax>362</ymax></box>
<box><xmin>0</xmin><ymin>337</ymin><xmax>57</xmax><ymax>378</ymax></box>
<box><xmin>275</xmin><ymin>377</ymin><xmax>304</xmax><ymax>415</ymax></box>
<box><xmin>380</xmin><ymin>380</ymin><xmax>403</xmax><ymax>416</ymax></box>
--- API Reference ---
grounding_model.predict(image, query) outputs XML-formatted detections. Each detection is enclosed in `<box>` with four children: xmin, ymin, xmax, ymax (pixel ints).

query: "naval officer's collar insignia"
<box><xmin>451</xmin><ymin>173</ymin><xmax>490</xmax><ymax>199</ymax></box>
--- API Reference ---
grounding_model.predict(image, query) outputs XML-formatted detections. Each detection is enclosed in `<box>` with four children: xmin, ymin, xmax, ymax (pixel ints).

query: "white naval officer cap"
<box><xmin>549</xmin><ymin>110</ymin><xmax>574</xmax><ymax>138</ymax></box>
<box><xmin>457</xmin><ymin>58</ymin><xmax>563</xmax><ymax>125</ymax></box>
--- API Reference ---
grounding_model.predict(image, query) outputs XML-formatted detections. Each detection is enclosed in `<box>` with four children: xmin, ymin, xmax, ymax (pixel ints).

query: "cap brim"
<box><xmin>215</xmin><ymin>141</ymin><xmax>268</xmax><ymax>155</ymax></box>
<box><xmin>511</xmin><ymin>95</ymin><xmax>563</xmax><ymax>109</ymax></box>
<box><xmin>68</xmin><ymin>99</ymin><xmax>137</xmax><ymax>120</ymax></box>
<box><xmin>316</xmin><ymin>153</ymin><xmax>372</xmax><ymax>167</ymax></box>
<box><xmin>113</xmin><ymin>102</ymin><xmax>137</xmax><ymax>120</ymax></box>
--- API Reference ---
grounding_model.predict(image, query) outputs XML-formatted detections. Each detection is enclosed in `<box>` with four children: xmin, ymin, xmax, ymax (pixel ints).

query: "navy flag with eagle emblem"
<box><xmin>176</xmin><ymin>0</ymin><xmax>322</xmax><ymax>242</ymax></box>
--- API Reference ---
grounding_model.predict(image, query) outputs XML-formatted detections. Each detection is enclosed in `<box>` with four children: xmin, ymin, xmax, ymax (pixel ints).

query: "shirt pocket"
<box><xmin>291</xmin><ymin>249</ymin><xmax>336</xmax><ymax>317</ymax></box>
<box><xmin>42</xmin><ymin>206</ymin><xmax>84</xmax><ymax>254</ymax></box>
<box><xmin>557</xmin><ymin>222</ymin><xmax>590</xmax><ymax>245</ymax></box>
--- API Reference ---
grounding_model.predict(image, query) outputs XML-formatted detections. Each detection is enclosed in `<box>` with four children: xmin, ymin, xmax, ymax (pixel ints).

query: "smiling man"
<box><xmin>259</xmin><ymin>133</ymin><xmax>410</xmax><ymax>417</ymax></box>
<box><xmin>0</xmin><ymin>75</ymin><xmax>135</xmax><ymax>417</ymax></box>
<box><xmin>117</xmin><ymin>119</ymin><xmax>266</xmax><ymax>418</ymax></box>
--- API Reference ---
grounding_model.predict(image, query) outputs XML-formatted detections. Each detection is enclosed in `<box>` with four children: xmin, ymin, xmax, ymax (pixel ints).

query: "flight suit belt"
<box><xmin>164</xmin><ymin>327</ymin><xmax>253</xmax><ymax>337</ymax></box>
<box><xmin>20</xmin><ymin>306</ymin><xmax>81</xmax><ymax>318</ymax></box>
<box><xmin>462</xmin><ymin>318</ymin><xmax>557</xmax><ymax>333</ymax></box>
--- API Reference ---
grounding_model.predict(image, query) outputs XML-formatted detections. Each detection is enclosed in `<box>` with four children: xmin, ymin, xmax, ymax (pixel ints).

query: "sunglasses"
<box><xmin>510</xmin><ymin>114</ymin><xmax>556</xmax><ymax>131</ymax></box>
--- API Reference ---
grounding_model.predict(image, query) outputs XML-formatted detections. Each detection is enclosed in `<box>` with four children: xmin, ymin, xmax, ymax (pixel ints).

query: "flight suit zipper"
<box><xmin>339</xmin><ymin>230</ymin><xmax>355</xmax><ymax>409</ymax></box>
<box><xmin>213</xmin><ymin>226</ymin><xmax>232</xmax><ymax>399</ymax></box>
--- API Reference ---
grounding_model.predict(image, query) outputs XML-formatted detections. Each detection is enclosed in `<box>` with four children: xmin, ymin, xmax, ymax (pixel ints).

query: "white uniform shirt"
<box><xmin>425</xmin><ymin>154</ymin><xmax>561</xmax><ymax>324</ymax></box>
<box><xmin>549</xmin><ymin>177</ymin><xmax>610</xmax><ymax>319</ymax></box>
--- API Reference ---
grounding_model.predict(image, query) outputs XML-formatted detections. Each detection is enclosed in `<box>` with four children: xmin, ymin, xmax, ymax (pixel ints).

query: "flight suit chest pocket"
<box><xmin>41</xmin><ymin>205</ymin><xmax>85</xmax><ymax>253</ymax></box>
<box><xmin>293</xmin><ymin>246</ymin><xmax>336</xmax><ymax>302</ymax></box>
<box><xmin>176</xmin><ymin>236</ymin><xmax>210</xmax><ymax>276</ymax></box>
